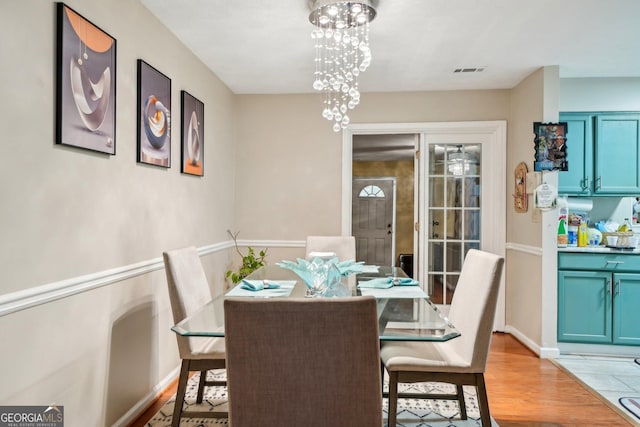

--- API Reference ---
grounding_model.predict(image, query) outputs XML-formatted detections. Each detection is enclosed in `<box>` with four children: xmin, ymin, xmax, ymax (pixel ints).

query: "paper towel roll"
<box><xmin>567</xmin><ymin>197</ymin><xmax>593</xmax><ymax>213</ymax></box>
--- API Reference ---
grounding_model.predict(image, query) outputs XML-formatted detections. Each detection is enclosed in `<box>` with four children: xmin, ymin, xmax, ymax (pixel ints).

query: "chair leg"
<box><xmin>456</xmin><ymin>384</ymin><xmax>467</xmax><ymax>420</ymax></box>
<box><xmin>387</xmin><ymin>371</ymin><xmax>399</xmax><ymax>427</ymax></box>
<box><xmin>196</xmin><ymin>370</ymin><xmax>207</xmax><ymax>403</ymax></box>
<box><xmin>172</xmin><ymin>360</ymin><xmax>191</xmax><ymax>427</ymax></box>
<box><xmin>475</xmin><ymin>373</ymin><xmax>492</xmax><ymax>427</ymax></box>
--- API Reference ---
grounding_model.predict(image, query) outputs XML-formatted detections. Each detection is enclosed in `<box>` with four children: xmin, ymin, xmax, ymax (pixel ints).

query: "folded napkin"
<box><xmin>335</xmin><ymin>259</ymin><xmax>365</xmax><ymax>276</ymax></box>
<box><xmin>241</xmin><ymin>279</ymin><xmax>281</xmax><ymax>292</ymax></box>
<box><xmin>357</xmin><ymin>277</ymin><xmax>419</xmax><ymax>289</ymax></box>
<box><xmin>360</xmin><ymin>265</ymin><xmax>380</xmax><ymax>273</ymax></box>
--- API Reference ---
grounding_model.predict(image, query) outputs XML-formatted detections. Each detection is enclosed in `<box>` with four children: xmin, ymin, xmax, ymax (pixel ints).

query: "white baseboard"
<box><xmin>504</xmin><ymin>325</ymin><xmax>560</xmax><ymax>359</ymax></box>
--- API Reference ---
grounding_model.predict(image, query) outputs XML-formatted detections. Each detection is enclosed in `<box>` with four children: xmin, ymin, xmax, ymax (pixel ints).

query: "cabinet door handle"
<box><xmin>607</xmin><ymin>278</ymin><xmax>612</xmax><ymax>295</ymax></box>
<box><xmin>581</xmin><ymin>176</ymin><xmax>590</xmax><ymax>191</ymax></box>
<box><xmin>615</xmin><ymin>280</ymin><xmax>620</xmax><ymax>296</ymax></box>
<box><xmin>606</xmin><ymin>260</ymin><xmax>624</xmax><ymax>264</ymax></box>
<box><xmin>595</xmin><ymin>176</ymin><xmax>601</xmax><ymax>191</ymax></box>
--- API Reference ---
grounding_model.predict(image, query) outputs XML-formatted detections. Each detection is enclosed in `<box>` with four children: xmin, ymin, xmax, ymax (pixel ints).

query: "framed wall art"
<box><xmin>137</xmin><ymin>60</ymin><xmax>171</xmax><ymax>167</ymax></box>
<box><xmin>533</xmin><ymin>122</ymin><xmax>568</xmax><ymax>172</ymax></box>
<box><xmin>181</xmin><ymin>91</ymin><xmax>204</xmax><ymax>176</ymax></box>
<box><xmin>56</xmin><ymin>2</ymin><xmax>116</xmax><ymax>154</ymax></box>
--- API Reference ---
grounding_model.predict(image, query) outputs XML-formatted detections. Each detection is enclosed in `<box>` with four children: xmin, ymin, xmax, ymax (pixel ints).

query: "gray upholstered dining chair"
<box><xmin>163</xmin><ymin>246</ymin><xmax>227</xmax><ymax>427</ymax></box>
<box><xmin>305</xmin><ymin>235</ymin><xmax>356</xmax><ymax>261</ymax></box>
<box><xmin>381</xmin><ymin>249</ymin><xmax>504</xmax><ymax>427</ymax></box>
<box><xmin>224</xmin><ymin>296</ymin><xmax>383</xmax><ymax>427</ymax></box>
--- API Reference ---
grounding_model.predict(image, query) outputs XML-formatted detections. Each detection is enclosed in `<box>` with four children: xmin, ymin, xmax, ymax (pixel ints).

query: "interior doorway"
<box><xmin>342</xmin><ymin>121</ymin><xmax>506</xmax><ymax>331</ymax></box>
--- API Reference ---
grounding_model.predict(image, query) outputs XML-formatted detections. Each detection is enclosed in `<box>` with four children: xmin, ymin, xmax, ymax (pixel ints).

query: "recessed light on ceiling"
<box><xmin>453</xmin><ymin>67</ymin><xmax>486</xmax><ymax>73</ymax></box>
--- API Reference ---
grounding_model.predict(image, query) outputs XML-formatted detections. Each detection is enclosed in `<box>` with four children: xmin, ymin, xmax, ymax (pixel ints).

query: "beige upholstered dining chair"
<box><xmin>163</xmin><ymin>246</ymin><xmax>226</xmax><ymax>427</ymax></box>
<box><xmin>224</xmin><ymin>296</ymin><xmax>383</xmax><ymax>427</ymax></box>
<box><xmin>305</xmin><ymin>235</ymin><xmax>356</xmax><ymax>261</ymax></box>
<box><xmin>381</xmin><ymin>249</ymin><xmax>504</xmax><ymax>427</ymax></box>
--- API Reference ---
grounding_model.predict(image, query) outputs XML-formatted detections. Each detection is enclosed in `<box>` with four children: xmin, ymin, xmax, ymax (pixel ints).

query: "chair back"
<box><xmin>305</xmin><ymin>235</ymin><xmax>356</xmax><ymax>261</ymax></box>
<box><xmin>224</xmin><ymin>297</ymin><xmax>382</xmax><ymax>427</ymax></box>
<box><xmin>443</xmin><ymin>249</ymin><xmax>504</xmax><ymax>372</ymax></box>
<box><xmin>163</xmin><ymin>246</ymin><xmax>213</xmax><ymax>358</ymax></box>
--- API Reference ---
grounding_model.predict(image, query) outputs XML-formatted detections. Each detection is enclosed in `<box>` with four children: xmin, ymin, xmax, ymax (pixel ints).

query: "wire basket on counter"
<box><xmin>601</xmin><ymin>231</ymin><xmax>634</xmax><ymax>247</ymax></box>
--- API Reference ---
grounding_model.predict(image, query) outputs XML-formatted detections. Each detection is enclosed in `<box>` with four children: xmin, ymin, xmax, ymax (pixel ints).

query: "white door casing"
<box><xmin>342</xmin><ymin>121</ymin><xmax>506</xmax><ymax>331</ymax></box>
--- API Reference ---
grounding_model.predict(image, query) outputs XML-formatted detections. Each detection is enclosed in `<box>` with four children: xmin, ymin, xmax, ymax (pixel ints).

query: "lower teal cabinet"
<box><xmin>558</xmin><ymin>271</ymin><xmax>611</xmax><ymax>343</ymax></box>
<box><xmin>558</xmin><ymin>253</ymin><xmax>640</xmax><ymax>346</ymax></box>
<box><xmin>612</xmin><ymin>273</ymin><xmax>640</xmax><ymax>345</ymax></box>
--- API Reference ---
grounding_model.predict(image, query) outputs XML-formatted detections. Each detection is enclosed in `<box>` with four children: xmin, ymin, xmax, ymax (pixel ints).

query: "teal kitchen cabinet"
<box><xmin>558</xmin><ymin>252</ymin><xmax>640</xmax><ymax>345</ymax></box>
<box><xmin>559</xmin><ymin>113</ymin><xmax>593</xmax><ymax>195</ymax></box>
<box><xmin>612</xmin><ymin>273</ymin><xmax>640</xmax><ymax>345</ymax></box>
<box><xmin>558</xmin><ymin>270</ymin><xmax>611</xmax><ymax>343</ymax></box>
<box><xmin>559</xmin><ymin>112</ymin><xmax>640</xmax><ymax>195</ymax></box>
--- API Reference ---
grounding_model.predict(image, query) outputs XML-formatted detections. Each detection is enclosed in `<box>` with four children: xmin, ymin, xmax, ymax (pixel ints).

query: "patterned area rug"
<box><xmin>146</xmin><ymin>370</ymin><xmax>498</xmax><ymax>426</ymax></box>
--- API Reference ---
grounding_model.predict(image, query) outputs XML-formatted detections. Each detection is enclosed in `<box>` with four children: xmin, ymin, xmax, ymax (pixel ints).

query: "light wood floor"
<box><xmin>128</xmin><ymin>333</ymin><xmax>632</xmax><ymax>426</ymax></box>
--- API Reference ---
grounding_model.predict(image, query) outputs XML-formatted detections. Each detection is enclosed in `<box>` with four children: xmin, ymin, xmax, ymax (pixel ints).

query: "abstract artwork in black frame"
<box><xmin>181</xmin><ymin>91</ymin><xmax>204</xmax><ymax>176</ymax></box>
<box><xmin>56</xmin><ymin>2</ymin><xmax>116</xmax><ymax>154</ymax></box>
<box><xmin>137</xmin><ymin>59</ymin><xmax>171</xmax><ymax>167</ymax></box>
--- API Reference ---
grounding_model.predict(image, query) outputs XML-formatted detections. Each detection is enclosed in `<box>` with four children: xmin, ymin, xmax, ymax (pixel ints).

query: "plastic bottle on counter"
<box><xmin>557</xmin><ymin>218</ymin><xmax>568</xmax><ymax>247</ymax></box>
<box><xmin>567</xmin><ymin>225</ymin><xmax>578</xmax><ymax>247</ymax></box>
<box><xmin>557</xmin><ymin>197</ymin><xmax>568</xmax><ymax>248</ymax></box>
<box><xmin>578</xmin><ymin>221</ymin><xmax>588</xmax><ymax>247</ymax></box>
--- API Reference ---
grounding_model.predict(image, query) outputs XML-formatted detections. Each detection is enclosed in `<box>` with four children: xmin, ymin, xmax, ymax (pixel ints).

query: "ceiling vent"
<box><xmin>453</xmin><ymin>67</ymin><xmax>486</xmax><ymax>73</ymax></box>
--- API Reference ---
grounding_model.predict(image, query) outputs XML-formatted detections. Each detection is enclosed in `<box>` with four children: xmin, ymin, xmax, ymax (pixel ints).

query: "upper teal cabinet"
<box><xmin>559</xmin><ymin>112</ymin><xmax>640</xmax><ymax>196</ymax></box>
<box><xmin>559</xmin><ymin>113</ymin><xmax>593</xmax><ymax>194</ymax></box>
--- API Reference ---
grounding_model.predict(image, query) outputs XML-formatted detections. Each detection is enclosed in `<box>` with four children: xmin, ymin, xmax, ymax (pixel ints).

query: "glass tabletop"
<box><xmin>172</xmin><ymin>264</ymin><xmax>459</xmax><ymax>342</ymax></box>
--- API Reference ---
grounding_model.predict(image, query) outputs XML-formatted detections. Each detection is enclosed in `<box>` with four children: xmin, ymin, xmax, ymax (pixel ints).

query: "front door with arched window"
<box><xmin>351</xmin><ymin>178</ymin><xmax>395</xmax><ymax>266</ymax></box>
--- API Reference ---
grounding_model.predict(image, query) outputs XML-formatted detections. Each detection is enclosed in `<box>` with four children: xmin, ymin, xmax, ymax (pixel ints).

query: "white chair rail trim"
<box><xmin>505</xmin><ymin>242</ymin><xmax>543</xmax><ymax>256</ymax></box>
<box><xmin>0</xmin><ymin>238</ymin><xmax>314</xmax><ymax>317</ymax></box>
<box><xmin>0</xmin><ymin>241</ymin><xmax>237</xmax><ymax>318</ymax></box>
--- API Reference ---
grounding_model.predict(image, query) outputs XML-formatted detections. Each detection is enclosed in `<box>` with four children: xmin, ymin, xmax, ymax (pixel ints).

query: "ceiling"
<box><xmin>141</xmin><ymin>0</ymin><xmax>640</xmax><ymax>95</ymax></box>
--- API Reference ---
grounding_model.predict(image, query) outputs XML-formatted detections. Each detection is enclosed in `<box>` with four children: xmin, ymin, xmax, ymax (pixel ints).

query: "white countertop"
<box><xmin>558</xmin><ymin>246</ymin><xmax>640</xmax><ymax>254</ymax></box>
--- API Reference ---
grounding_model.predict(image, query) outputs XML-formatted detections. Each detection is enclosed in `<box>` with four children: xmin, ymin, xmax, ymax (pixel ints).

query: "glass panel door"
<box><xmin>427</xmin><ymin>144</ymin><xmax>481</xmax><ymax>304</ymax></box>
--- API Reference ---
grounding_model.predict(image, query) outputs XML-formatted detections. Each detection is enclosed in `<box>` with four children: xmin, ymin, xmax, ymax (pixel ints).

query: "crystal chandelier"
<box><xmin>309</xmin><ymin>1</ymin><xmax>377</xmax><ymax>132</ymax></box>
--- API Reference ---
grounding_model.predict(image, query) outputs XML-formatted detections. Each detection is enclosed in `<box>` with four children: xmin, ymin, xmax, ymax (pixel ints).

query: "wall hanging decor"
<box><xmin>56</xmin><ymin>2</ymin><xmax>116</xmax><ymax>154</ymax></box>
<box><xmin>181</xmin><ymin>91</ymin><xmax>204</xmax><ymax>176</ymax></box>
<box><xmin>137</xmin><ymin>60</ymin><xmax>171</xmax><ymax>167</ymax></box>
<box><xmin>513</xmin><ymin>162</ymin><xmax>528</xmax><ymax>213</ymax></box>
<box><xmin>534</xmin><ymin>182</ymin><xmax>557</xmax><ymax>211</ymax></box>
<box><xmin>533</xmin><ymin>122</ymin><xmax>568</xmax><ymax>172</ymax></box>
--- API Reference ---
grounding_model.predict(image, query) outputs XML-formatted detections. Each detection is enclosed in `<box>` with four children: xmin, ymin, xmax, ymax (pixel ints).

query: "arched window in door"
<box><xmin>359</xmin><ymin>184</ymin><xmax>385</xmax><ymax>198</ymax></box>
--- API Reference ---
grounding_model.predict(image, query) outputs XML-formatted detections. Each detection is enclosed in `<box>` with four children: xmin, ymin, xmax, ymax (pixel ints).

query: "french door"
<box><xmin>425</xmin><ymin>144</ymin><xmax>481</xmax><ymax>304</ymax></box>
<box><xmin>417</xmin><ymin>124</ymin><xmax>506</xmax><ymax>329</ymax></box>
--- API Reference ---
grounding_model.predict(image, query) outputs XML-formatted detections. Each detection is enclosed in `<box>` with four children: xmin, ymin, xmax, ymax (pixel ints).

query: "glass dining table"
<box><xmin>172</xmin><ymin>264</ymin><xmax>460</xmax><ymax>342</ymax></box>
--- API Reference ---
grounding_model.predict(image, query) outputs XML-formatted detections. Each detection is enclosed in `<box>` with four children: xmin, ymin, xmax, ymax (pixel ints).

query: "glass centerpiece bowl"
<box><xmin>277</xmin><ymin>257</ymin><xmax>363</xmax><ymax>297</ymax></box>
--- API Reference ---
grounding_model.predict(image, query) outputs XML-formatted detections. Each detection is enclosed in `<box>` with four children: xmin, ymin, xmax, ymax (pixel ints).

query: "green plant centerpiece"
<box><xmin>225</xmin><ymin>230</ymin><xmax>268</xmax><ymax>284</ymax></box>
